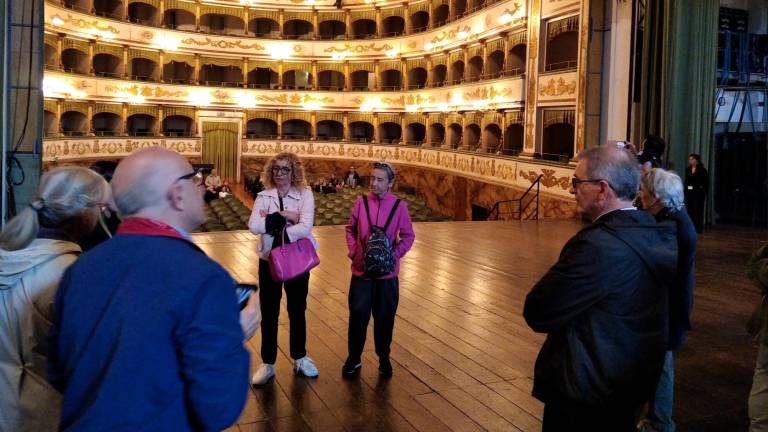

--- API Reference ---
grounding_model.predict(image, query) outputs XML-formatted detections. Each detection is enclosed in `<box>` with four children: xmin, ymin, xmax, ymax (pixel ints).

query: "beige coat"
<box><xmin>0</xmin><ymin>239</ymin><xmax>81</xmax><ymax>432</ymax></box>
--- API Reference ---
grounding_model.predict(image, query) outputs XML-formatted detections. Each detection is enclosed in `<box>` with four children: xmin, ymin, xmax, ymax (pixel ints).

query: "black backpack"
<box><xmin>362</xmin><ymin>195</ymin><xmax>401</xmax><ymax>278</ymax></box>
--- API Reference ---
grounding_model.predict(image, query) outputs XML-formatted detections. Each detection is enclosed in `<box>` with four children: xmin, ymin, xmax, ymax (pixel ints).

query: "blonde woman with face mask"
<box><xmin>0</xmin><ymin>166</ymin><xmax>110</xmax><ymax>432</ymax></box>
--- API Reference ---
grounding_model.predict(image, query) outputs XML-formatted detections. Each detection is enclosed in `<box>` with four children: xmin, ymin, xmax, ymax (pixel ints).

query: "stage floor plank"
<box><xmin>195</xmin><ymin>220</ymin><xmax>767</xmax><ymax>432</ymax></box>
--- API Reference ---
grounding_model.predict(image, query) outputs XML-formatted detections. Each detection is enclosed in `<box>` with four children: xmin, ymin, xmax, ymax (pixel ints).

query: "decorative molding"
<box><xmin>520</xmin><ymin>168</ymin><xmax>570</xmax><ymax>190</ymax></box>
<box><xmin>180</xmin><ymin>37</ymin><xmax>266</xmax><ymax>51</ymax></box>
<box><xmin>43</xmin><ymin>137</ymin><xmax>200</xmax><ymax>161</ymax></box>
<box><xmin>538</xmin><ymin>77</ymin><xmax>577</xmax><ymax>97</ymax></box>
<box><xmin>49</xmin><ymin>13</ymin><xmax>120</xmax><ymax>35</ymax></box>
<box><xmin>104</xmin><ymin>84</ymin><xmax>189</xmax><ymax>98</ymax></box>
<box><xmin>323</xmin><ymin>43</ymin><xmax>393</xmax><ymax>54</ymax></box>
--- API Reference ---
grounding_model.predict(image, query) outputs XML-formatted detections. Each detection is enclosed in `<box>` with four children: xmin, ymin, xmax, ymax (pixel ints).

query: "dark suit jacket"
<box><xmin>524</xmin><ymin>210</ymin><xmax>677</xmax><ymax>408</ymax></box>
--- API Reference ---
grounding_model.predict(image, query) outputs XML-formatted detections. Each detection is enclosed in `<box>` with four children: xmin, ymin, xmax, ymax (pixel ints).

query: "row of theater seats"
<box><xmin>313</xmin><ymin>187</ymin><xmax>450</xmax><ymax>226</ymax></box>
<box><xmin>199</xmin><ymin>196</ymin><xmax>251</xmax><ymax>232</ymax></box>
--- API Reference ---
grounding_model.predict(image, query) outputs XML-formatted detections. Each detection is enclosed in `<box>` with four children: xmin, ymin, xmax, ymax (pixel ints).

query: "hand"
<box><xmin>280</xmin><ymin>210</ymin><xmax>299</xmax><ymax>224</ymax></box>
<box><xmin>239</xmin><ymin>295</ymin><xmax>261</xmax><ymax>341</ymax></box>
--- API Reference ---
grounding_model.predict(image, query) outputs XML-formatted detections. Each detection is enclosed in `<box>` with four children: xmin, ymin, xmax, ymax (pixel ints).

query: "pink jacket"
<box><xmin>345</xmin><ymin>191</ymin><xmax>415</xmax><ymax>279</ymax></box>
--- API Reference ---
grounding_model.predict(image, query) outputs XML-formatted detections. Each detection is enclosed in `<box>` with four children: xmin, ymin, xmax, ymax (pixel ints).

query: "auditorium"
<box><xmin>0</xmin><ymin>0</ymin><xmax>766</xmax><ymax>430</ymax></box>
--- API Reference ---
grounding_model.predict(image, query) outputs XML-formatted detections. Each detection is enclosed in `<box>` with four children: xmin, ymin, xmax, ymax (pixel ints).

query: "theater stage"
<box><xmin>193</xmin><ymin>221</ymin><xmax>766</xmax><ymax>432</ymax></box>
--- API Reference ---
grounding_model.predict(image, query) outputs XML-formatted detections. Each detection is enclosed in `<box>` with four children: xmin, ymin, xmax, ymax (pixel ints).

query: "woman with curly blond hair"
<box><xmin>248</xmin><ymin>152</ymin><xmax>319</xmax><ymax>385</ymax></box>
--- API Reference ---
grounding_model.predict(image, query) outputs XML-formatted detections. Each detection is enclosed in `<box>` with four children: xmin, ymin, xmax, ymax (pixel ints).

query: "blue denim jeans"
<box><xmin>645</xmin><ymin>351</ymin><xmax>675</xmax><ymax>432</ymax></box>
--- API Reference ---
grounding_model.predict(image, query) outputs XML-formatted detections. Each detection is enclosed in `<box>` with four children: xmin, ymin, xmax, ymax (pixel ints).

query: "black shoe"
<box><xmin>342</xmin><ymin>357</ymin><xmax>361</xmax><ymax>378</ymax></box>
<box><xmin>379</xmin><ymin>357</ymin><xmax>393</xmax><ymax>378</ymax></box>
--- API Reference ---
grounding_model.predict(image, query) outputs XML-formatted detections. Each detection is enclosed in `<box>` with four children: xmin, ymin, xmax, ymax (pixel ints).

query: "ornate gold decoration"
<box><xmin>520</xmin><ymin>168</ymin><xmax>570</xmax><ymax>189</ymax></box>
<box><xmin>50</xmin><ymin>14</ymin><xmax>119</xmax><ymax>35</ymax></box>
<box><xmin>464</xmin><ymin>87</ymin><xmax>512</xmax><ymax>101</ymax></box>
<box><xmin>180</xmin><ymin>37</ymin><xmax>265</xmax><ymax>50</ymax></box>
<box><xmin>324</xmin><ymin>43</ymin><xmax>393</xmax><ymax>54</ymax></box>
<box><xmin>140</xmin><ymin>31</ymin><xmax>154</xmax><ymax>41</ymax></box>
<box><xmin>254</xmin><ymin>94</ymin><xmax>334</xmax><ymax>105</ymax></box>
<box><xmin>293</xmin><ymin>45</ymin><xmax>303</xmax><ymax>53</ymax></box>
<box><xmin>104</xmin><ymin>84</ymin><xmax>188</xmax><ymax>98</ymax></box>
<box><xmin>538</xmin><ymin>77</ymin><xmax>577</xmax><ymax>97</ymax></box>
<box><xmin>212</xmin><ymin>89</ymin><xmax>233</xmax><ymax>103</ymax></box>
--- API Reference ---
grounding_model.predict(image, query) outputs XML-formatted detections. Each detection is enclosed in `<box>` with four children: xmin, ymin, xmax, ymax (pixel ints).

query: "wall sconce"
<box><xmin>51</xmin><ymin>16</ymin><xmax>64</xmax><ymax>26</ymax></box>
<box><xmin>385</xmin><ymin>49</ymin><xmax>399</xmax><ymax>58</ymax></box>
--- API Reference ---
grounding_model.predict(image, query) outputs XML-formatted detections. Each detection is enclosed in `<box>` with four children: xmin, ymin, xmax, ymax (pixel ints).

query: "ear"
<box><xmin>167</xmin><ymin>183</ymin><xmax>185</xmax><ymax>211</ymax></box>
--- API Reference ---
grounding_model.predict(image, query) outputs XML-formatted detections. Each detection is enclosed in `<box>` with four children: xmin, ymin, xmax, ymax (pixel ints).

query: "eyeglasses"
<box><xmin>271</xmin><ymin>166</ymin><xmax>292</xmax><ymax>175</ymax></box>
<box><xmin>374</xmin><ymin>161</ymin><xmax>391</xmax><ymax>169</ymax></box>
<box><xmin>571</xmin><ymin>177</ymin><xmax>605</xmax><ymax>189</ymax></box>
<box><xmin>176</xmin><ymin>171</ymin><xmax>203</xmax><ymax>187</ymax></box>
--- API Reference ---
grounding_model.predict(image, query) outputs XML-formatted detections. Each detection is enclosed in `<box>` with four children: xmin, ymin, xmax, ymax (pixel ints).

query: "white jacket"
<box><xmin>248</xmin><ymin>187</ymin><xmax>318</xmax><ymax>261</ymax></box>
<box><xmin>0</xmin><ymin>239</ymin><xmax>82</xmax><ymax>432</ymax></box>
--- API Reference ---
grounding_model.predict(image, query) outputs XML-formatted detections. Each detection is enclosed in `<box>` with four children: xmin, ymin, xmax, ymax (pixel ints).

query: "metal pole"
<box><xmin>1</xmin><ymin>0</ymin><xmax>11</xmax><ymax>228</ymax></box>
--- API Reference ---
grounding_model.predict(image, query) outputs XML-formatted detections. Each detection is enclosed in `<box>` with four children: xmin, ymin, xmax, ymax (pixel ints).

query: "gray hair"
<box><xmin>0</xmin><ymin>167</ymin><xmax>109</xmax><ymax>251</ymax></box>
<box><xmin>641</xmin><ymin>168</ymin><xmax>685</xmax><ymax>211</ymax></box>
<box><xmin>579</xmin><ymin>145</ymin><xmax>640</xmax><ymax>201</ymax></box>
<box><xmin>114</xmin><ymin>169</ymin><xmax>166</xmax><ymax>216</ymax></box>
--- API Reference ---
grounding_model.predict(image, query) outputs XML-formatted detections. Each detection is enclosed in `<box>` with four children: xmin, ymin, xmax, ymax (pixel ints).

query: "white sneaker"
<box><xmin>294</xmin><ymin>356</ymin><xmax>319</xmax><ymax>378</ymax></box>
<box><xmin>251</xmin><ymin>363</ymin><xmax>275</xmax><ymax>385</ymax></box>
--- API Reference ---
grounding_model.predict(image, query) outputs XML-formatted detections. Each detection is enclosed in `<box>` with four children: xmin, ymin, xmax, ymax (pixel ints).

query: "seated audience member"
<box><xmin>523</xmin><ymin>145</ymin><xmax>677</xmax><ymax>432</ymax></box>
<box><xmin>344</xmin><ymin>166</ymin><xmax>362</xmax><ymax>188</ymax></box>
<box><xmin>219</xmin><ymin>180</ymin><xmax>233</xmax><ymax>198</ymax></box>
<box><xmin>0</xmin><ymin>167</ymin><xmax>110</xmax><ymax>432</ymax></box>
<box><xmin>747</xmin><ymin>243</ymin><xmax>768</xmax><ymax>432</ymax></box>
<box><xmin>48</xmin><ymin>147</ymin><xmax>261</xmax><ymax>431</ymax></box>
<box><xmin>314</xmin><ymin>178</ymin><xmax>327</xmax><ymax>194</ymax></box>
<box><xmin>329</xmin><ymin>172</ymin><xmax>340</xmax><ymax>187</ymax></box>
<box><xmin>204</xmin><ymin>168</ymin><xmax>223</xmax><ymax>202</ymax></box>
<box><xmin>637</xmin><ymin>168</ymin><xmax>697</xmax><ymax>432</ymax></box>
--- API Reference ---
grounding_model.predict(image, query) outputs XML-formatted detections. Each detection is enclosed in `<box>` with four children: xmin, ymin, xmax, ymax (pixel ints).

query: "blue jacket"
<box><xmin>48</xmin><ymin>231</ymin><xmax>249</xmax><ymax>431</ymax></box>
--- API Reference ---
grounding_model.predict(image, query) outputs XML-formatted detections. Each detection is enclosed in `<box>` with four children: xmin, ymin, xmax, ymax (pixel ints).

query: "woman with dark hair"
<box><xmin>248</xmin><ymin>152</ymin><xmax>319</xmax><ymax>385</ymax></box>
<box><xmin>685</xmin><ymin>153</ymin><xmax>708</xmax><ymax>233</ymax></box>
<box><xmin>0</xmin><ymin>167</ymin><xmax>110</xmax><ymax>431</ymax></box>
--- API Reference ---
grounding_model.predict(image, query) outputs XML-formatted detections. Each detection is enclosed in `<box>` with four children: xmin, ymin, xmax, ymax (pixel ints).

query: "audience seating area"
<box><xmin>197</xmin><ymin>186</ymin><xmax>449</xmax><ymax>232</ymax></box>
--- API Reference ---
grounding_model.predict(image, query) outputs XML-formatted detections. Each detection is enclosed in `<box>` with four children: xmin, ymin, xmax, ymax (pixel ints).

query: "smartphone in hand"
<box><xmin>235</xmin><ymin>283</ymin><xmax>258</xmax><ymax>310</ymax></box>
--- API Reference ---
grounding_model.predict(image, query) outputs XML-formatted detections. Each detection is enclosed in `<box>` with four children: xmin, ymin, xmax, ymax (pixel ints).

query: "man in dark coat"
<box><xmin>524</xmin><ymin>145</ymin><xmax>678</xmax><ymax>432</ymax></box>
<box><xmin>48</xmin><ymin>148</ymin><xmax>261</xmax><ymax>431</ymax></box>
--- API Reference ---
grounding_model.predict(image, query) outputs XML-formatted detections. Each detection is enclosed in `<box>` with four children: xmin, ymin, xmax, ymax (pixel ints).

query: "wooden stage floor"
<box><xmin>193</xmin><ymin>220</ymin><xmax>768</xmax><ymax>432</ymax></box>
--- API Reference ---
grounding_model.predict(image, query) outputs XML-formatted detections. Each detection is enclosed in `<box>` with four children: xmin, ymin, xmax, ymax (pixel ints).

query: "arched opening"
<box><xmin>317</xmin><ymin>120</ymin><xmax>343</xmax><ymax>140</ymax></box>
<box><xmin>380</xmin><ymin>69</ymin><xmax>402</xmax><ymax>91</ymax></box>
<box><xmin>247</xmin><ymin>67</ymin><xmax>279</xmax><ymax>89</ymax></box>
<box><xmin>431</xmin><ymin>64</ymin><xmax>447</xmax><ymax>87</ymax></box>
<box><xmin>93</xmin><ymin>0</ymin><xmax>123</xmax><ymax>19</ymax></box>
<box><xmin>318</xmin><ymin>20</ymin><xmax>346</xmax><ymax>40</ymax></box>
<box><xmin>63</xmin><ymin>0</ymin><xmax>89</xmax><ymax>13</ymax></box>
<box><xmin>432</xmin><ymin>4</ymin><xmax>449</xmax><ymax>26</ymax></box>
<box><xmin>465</xmin><ymin>124</ymin><xmax>481</xmax><ymax>150</ymax></box>
<box><xmin>44</xmin><ymin>43</ymin><xmax>58</xmax><ymax>70</ymax></box>
<box><xmin>61</xmin><ymin>49</ymin><xmax>88</xmax><ymax>74</ymax></box>
<box><xmin>507</xmin><ymin>43</ymin><xmax>526</xmax><ymax>76</ymax></box>
<box><xmin>453</xmin><ymin>0</ymin><xmax>467</xmax><ymax>18</ymax></box>
<box><xmin>163</xmin><ymin>9</ymin><xmax>195</xmax><ymax>31</ymax></box>
<box><xmin>407</xmin><ymin>67</ymin><xmax>428</xmax><ymax>89</ymax></box>
<box><xmin>542</xmin><ymin>123</ymin><xmax>575</xmax><ymax>162</ymax></box>
<box><xmin>379</xmin><ymin>122</ymin><xmax>402</xmax><ymax>144</ymax></box>
<box><xmin>60</xmin><ymin>111</ymin><xmax>88</xmax><ymax>136</ymax></box>
<box><xmin>381</xmin><ymin>16</ymin><xmax>405</xmax><ymax>37</ymax></box>
<box><xmin>92</xmin><ymin>112</ymin><xmax>121</xmax><ymax>136</ymax></box>
<box><xmin>282</xmin><ymin>120</ymin><xmax>311</xmax><ymax>139</ymax></box>
<box><xmin>163</xmin><ymin>115</ymin><xmax>194</xmax><ymax>137</ymax></box>
<box><xmin>44</xmin><ymin>110</ymin><xmax>57</xmax><ymax>137</ymax></box>
<box><xmin>545</xmin><ymin>18</ymin><xmax>578</xmax><ymax>71</ymax></box>
<box><xmin>484</xmin><ymin>124</ymin><xmax>502</xmax><ymax>153</ymax></box>
<box><xmin>318</xmin><ymin>70</ymin><xmax>345</xmax><ymax>91</ymax></box>
<box><xmin>246</xmin><ymin>118</ymin><xmax>278</xmax><ymax>138</ymax></box>
<box><xmin>248</xmin><ymin>18</ymin><xmax>279</xmax><ymax>38</ymax></box>
<box><xmin>450</xmin><ymin>60</ymin><xmax>465</xmax><ymax>85</ymax></box>
<box><xmin>350</xmin><ymin>70</ymin><xmax>372</xmax><ymax>90</ymax></box>
<box><xmin>130</xmin><ymin>58</ymin><xmax>159</xmax><ymax>81</ymax></box>
<box><xmin>410</xmin><ymin>11</ymin><xmax>429</xmax><ymax>33</ymax></box>
<box><xmin>503</xmin><ymin>124</ymin><xmax>524</xmax><ymax>156</ymax></box>
<box><xmin>283</xmin><ymin>20</ymin><xmax>314</xmax><ymax>40</ymax></box>
<box><xmin>405</xmin><ymin>123</ymin><xmax>425</xmax><ymax>145</ymax></box>
<box><xmin>200</xmin><ymin>14</ymin><xmax>245</xmax><ymax>36</ymax></box>
<box><xmin>200</xmin><ymin>65</ymin><xmax>243</xmax><ymax>87</ymax></box>
<box><xmin>282</xmin><ymin>70</ymin><xmax>313</xmax><ymax>90</ymax></box>
<box><xmin>448</xmin><ymin>123</ymin><xmax>462</xmax><ymax>148</ymax></box>
<box><xmin>128</xmin><ymin>2</ymin><xmax>159</xmax><ymax>25</ymax></box>
<box><xmin>351</xmin><ymin>19</ymin><xmax>376</xmax><ymax>39</ymax></box>
<box><xmin>350</xmin><ymin>121</ymin><xmax>374</xmax><ymax>142</ymax></box>
<box><xmin>429</xmin><ymin>123</ymin><xmax>445</xmax><ymax>146</ymax></box>
<box><xmin>487</xmin><ymin>50</ymin><xmax>505</xmax><ymax>78</ymax></box>
<box><xmin>127</xmin><ymin>114</ymin><xmax>156</xmax><ymax>136</ymax></box>
<box><xmin>164</xmin><ymin>61</ymin><xmax>195</xmax><ymax>84</ymax></box>
<box><xmin>93</xmin><ymin>53</ymin><xmax>123</xmax><ymax>78</ymax></box>
<box><xmin>467</xmin><ymin>56</ymin><xmax>483</xmax><ymax>82</ymax></box>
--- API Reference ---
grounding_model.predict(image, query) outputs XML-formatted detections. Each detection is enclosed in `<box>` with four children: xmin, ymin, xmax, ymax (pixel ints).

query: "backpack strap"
<box><xmin>362</xmin><ymin>195</ymin><xmax>374</xmax><ymax>228</ymax></box>
<box><xmin>382</xmin><ymin>199</ymin><xmax>401</xmax><ymax>231</ymax></box>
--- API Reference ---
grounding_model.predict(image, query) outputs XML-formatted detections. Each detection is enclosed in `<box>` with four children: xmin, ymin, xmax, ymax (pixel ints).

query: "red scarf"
<box><xmin>117</xmin><ymin>217</ymin><xmax>191</xmax><ymax>243</ymax></box>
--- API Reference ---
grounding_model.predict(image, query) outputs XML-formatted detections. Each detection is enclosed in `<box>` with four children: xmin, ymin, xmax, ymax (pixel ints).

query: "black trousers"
<box><xmin>542</xmin><ymin>401</ymin><xmax>640</xmax><ymax>432</ymax></box>
<box><xmin>347</xmin><ymin>276</ymin><xmax>399</xmax><ymax>360</ymax></box>
<box><xmin>258</xmin><ymin>259</ymin><xmax>310</xmax><ymax>364</ymax></box>
<box><xmin>685</xmin><ymin>189</ymin><xmax>706</xmax><ymax>233</ymax></box>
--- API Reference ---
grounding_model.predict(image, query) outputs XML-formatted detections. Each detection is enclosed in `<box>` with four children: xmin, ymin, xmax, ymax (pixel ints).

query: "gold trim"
<box><xmin>324</xmin><ymin>43</ymin><xmax>393</xmax><ymax>54</ymax></box>
<box><xmin>180</xmin><ymin>37</ymin><xmax>265</xmax><ymax>51</ymax></box>
<box><xmin>538</xmin><ymin>77</ymin><xmax>577</xmax><ymax>97</ymax></box>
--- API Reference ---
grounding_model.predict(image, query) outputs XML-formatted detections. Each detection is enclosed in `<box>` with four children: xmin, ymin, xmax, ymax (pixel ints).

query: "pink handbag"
<box><xmin>268</xmin><ymin>227</ymin><xmax>320</xmax><ymax>282</ymax></box>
